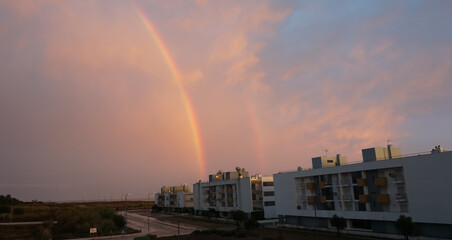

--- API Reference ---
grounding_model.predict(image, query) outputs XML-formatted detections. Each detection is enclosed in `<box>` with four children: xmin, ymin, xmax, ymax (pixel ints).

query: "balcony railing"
<box><xmin>359</xmin><ymin>194</ymin><xmax>369</xmax><ymax>203</ymax></box>
<box><xmin>307</xmin><ymin>196</ymin><xmax>316</xmax><ymax>204</ymax></box>
<box><xmin>377</xmin><ymin>194</ymin><xmax>390</xmax><ymax>204</ymax></box>
<box><xmin>342</xmin><ymin>195</ymin><xmax>353</xmax><ymax>202</ymax></box>
<box><xmin>394</xmin><ymin>175</ymin><xmax>405</xmax><ymax>183</ymax></box>
<box><xmin>306</xmin><ymin>182</ymin><xmax>316</xmax><ymax>190</ymax></box>
<box><xmin>340</xmin><ymin>179</ymin><xmax>351</xmax><ymax>186</ymax></box>
<box><xmin>374</xmin><ymin>177</ymin><xmax>387</xmax><ymax>186</ymax></box>
<box><xmin>395</xmin><ymin>193</ymin><xmax>408</xmax><ymax>202</ymax></box>
<box><xmin>357</xmin><ymin>178</ymin><xmax>367</xmax><ymax>187</ymax></box>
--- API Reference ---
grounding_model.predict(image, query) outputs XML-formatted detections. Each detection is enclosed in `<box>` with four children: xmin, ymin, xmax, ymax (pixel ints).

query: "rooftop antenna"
<box><xmin>387</xmin><ymin>139</ymin><xmax>393</xmax><ymax>146</ymax></box>
<box><xmin>324</xmin><ymin>149</ymin><xmax>328</xmax><ymax>156</ymax></box>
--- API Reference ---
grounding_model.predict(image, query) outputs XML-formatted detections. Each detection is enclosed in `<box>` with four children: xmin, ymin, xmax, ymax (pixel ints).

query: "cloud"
<box><xmin>1</xmin><ymin>0</ymin><xmax>451</xmax><ymax>201</ymax></box>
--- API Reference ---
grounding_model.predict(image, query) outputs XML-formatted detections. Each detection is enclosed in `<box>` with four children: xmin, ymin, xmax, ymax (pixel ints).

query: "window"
<box><xmin>264</xmin><ymin>191</ymin><xmax>275</xmax><ymax>196</ymax></box>
<box><xmin>327</xmin><ymin>160</ymin><xmax>334</xmax><ymax>163</ymax></box>
<box><xmin>263</xmin><ymin>182</ymin><xmax>274</xmax><ymax>187</ymax></box>
<box><xmin>264</xmin><ymin>201</ymin><xmax>275</xmax><ymax>206</ymax></box>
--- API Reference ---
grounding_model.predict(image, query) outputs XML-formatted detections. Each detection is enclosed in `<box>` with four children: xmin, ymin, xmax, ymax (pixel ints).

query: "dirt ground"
<box><xmin>158</xmin><ymin>227</ymin><xmax>383</xmax><ymax>240</ymax></box>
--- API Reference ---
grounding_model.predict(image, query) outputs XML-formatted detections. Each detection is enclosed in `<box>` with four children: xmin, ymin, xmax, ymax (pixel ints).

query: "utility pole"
<box><xmin>124</xmin><ymin>193</ymin><xmax>131</xmax><ymax>233</ymax></box>
<box><xmin>148</xmin><ymin>193</ymin><xmax>151</xmax><ymax>233</ymax></box>
<box><xmin>314</xmin><ymin>201</ymin><xmax>318</xmax><ymax>239</ymax></box>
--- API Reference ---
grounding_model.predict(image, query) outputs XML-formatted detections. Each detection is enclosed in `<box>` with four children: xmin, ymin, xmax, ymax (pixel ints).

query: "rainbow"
<box><xmin>131</xmin><ymin>2</ymin><xmax>206</xmax><ymax>178</ymax></box>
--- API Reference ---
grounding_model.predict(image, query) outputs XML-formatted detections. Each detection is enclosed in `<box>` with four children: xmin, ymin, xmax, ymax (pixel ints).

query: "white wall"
<box><xmin>193</xmin><ymin>177</ymin><xmax>253</xmax><ymax>213</ymax></box>
<box><xmin>262</xmin><ymin>176</ymin><xmax>277</xmax><ymax>219</ymax></box>
<box><xmin>274</xmin><ymin>151</ymin><xmax>452</xmax><ymax>224</ymax></box>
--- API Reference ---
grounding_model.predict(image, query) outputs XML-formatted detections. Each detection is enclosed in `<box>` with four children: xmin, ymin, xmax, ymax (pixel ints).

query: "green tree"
<box><xmin>395</xmin><ymin>215</ymin><xmax>416</xmax><ymax>240</ymax></box>
<box><xmin>112</xmin><ymin>214</ymin><xmax>126</xmax><ymax>229</ymax></box>
<box><xmin>0</xmin><ymin>194</ymin><xmax>22</xmax><ymax>205</ymax></box>
<box><xmin>231</xmin><ymin>210</ymin><xmax>248</xmax><ymax>230</ymax></box>
<box><xmin>331</xmin><ymin>214</ymin><xmax>346</xmax><ymax>237</ymax></box>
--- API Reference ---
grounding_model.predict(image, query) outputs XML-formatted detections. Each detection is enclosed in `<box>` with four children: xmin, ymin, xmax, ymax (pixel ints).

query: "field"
<box><xmin>1</xmin><ymin>202</ymin><xmax>389</xmax><ymax>240</ymax></box>
<box><xmin>0</xmin><ymin>201</ymin><xmax>150</xmax><ymax>240</ymax></box>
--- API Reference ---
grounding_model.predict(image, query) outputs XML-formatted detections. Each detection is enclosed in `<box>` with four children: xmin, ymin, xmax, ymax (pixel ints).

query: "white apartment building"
<box><xmin>262</xmin><ymin>176</ymin><xmax>277</xmax><ymax>219</ymax></box>
<box><xmin>155</xmin><ymin>184</ymin><xmax>193</xmax><ymax>212</ymax></box>
<box><xmin>274</xmin><ymin>145</ymin><xmax>452</xmax><ymax>239</ymax></box>
<box><xmin>193</xmin><ymin>168</ymin><xmax>277</xmax><ymax>219</ymax></box>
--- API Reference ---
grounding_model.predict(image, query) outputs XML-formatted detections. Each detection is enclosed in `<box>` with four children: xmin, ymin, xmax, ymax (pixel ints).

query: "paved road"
<box><xmin>69</xmin><ymin>212</ymin><xmax>203</xmax><ymax>240</ymax></box>
<box><xmin>122</xmin><ymin>211</ymin><xmax>204</xmax><ymax>237</ymax></box>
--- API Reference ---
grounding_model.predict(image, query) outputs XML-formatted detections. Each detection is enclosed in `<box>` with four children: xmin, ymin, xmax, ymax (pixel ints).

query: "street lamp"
<box><xmin>147</xmin><ymin>193</ymin><xmax>152</xmax><ymax>233</ymax></box>
<box><xmin>123</xmin><ymin>193</ymin><xmax>131</xmax><ymax>232</ymax></box>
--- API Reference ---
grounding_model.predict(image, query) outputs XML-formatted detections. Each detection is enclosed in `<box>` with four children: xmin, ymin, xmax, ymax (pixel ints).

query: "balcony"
<box><xmin>374</xmin><ymin>177</ymin><xmax>387</xmax><ymax>187</ymax></box>
<box><xmin>377</xmin><ymin>194</ymin><xmax>390</xmax><ymax>204</ymax></box>
<box><xmin>306</xmin><ymin>182</ymin><xmax>316</xmax><ymax>190</ymax></box>
<box><xmin>340</xmin><ymin>179</ymin><xmax>351</xmax><ymax>187</ymax></box>
<box><xmin>394</xmin><ymin>175</ymin><xmax>405</xmax><ymax>184</ymax></box>
<box><xmin>357</xmin><ymin>178</ymin><xmax>367</xmax><ymax>187</ymax></box>
<box><xmin>307</xmin><ymin>196</ymin><xmax>316</xmax><ymax>204</ymax></box>
<box><xmin>359</xmin><ymin>194</ymin><xmax>369</xmax><ymax>203</ymax></box>
<box><xmin>395</xmin><ymin>193</ymin><xmax>408</xmax><ymax>202</ymax></box>
<box><xmin>253</xmin><ymin>200</ymin><xmax>263</xmax><ymax>207</ymax></box>
<box><xmin>342</xmin><ymin>195</ymin><xmax>353</xmax><ymax>202</ymax></box>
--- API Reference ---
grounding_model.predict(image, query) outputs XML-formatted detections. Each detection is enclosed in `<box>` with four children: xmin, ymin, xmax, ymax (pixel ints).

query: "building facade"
<box><xmin>193</xmin><ymin>168</ymin><xmax>276</xmax><ymax>219</ymax></box>
<box><xmin>155</xmin><ymin>184</ymin><xmax>193</xmax><ymax>212</ymax></box>
<box><xmin>274</xmin><ymin>145</ymin><xmax>452</xmax><ymax>239</ymax></box>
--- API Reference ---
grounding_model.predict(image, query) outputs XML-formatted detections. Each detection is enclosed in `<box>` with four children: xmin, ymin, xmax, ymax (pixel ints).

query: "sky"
<box><xmin>1</xmin><ymin>0</ymin><xmax>451</xmax><ymax>202</ymax></box>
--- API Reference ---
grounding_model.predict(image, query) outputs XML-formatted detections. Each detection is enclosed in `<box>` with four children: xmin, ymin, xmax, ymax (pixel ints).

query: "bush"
<box><xmin>112</xmin><ymin>214</ymin><xmax>126</xmax><ymax>229</ymax></box>
<box><xmin>245</xmin><ymin>218</ymin><xmax>260</xmax><ymax>230</ymax></box>
<box><xmin>251</xmin><ymin>211</ymin><xmax>265</xmax><ymax>220</ymax></box>
<box><xmin>231</xmin><ymin>210</ymin><xmax>248</xmax><ymax>230</ymax></box>
<box><xmin>134</xmin><ymin>234</ymin><xmax>157</xmax><ymax>240</ymax></box>
<box><xmin>218</xmin><ymin>230</ymin><xmax>236</xmax><ymax>237</ymax></box>
<box><xmin>13</xmin><ymin>207</ymin><xmax>25</xmax><ymax>215</ymax></box>
<box><xmin>331</xmin><ymin>214</ymin><xmax>346</xmax><ymax>236</ymax></box>
<box><xmin>99</xmin><ymin>219</ymin><xmax>117</xmax><ymax>235</ymax></box>
<box><xmin>0</xmin><ymin>205</ymin><xmax>11</xmax><ymax>213</ymax></box>
<box><xmin>395</xmin><ymin>215</ymin><xmax>418</xmax><ymax>240</ymax></box>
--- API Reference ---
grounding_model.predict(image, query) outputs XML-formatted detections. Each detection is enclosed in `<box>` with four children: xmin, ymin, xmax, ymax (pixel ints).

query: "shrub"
<box><xmin>245</xmin><ymin>218</ymin><xmax>260</xmax><ymax>230</ymax></box>
<box><xmin>262</xmin><ymin>237</ymin><xmax>277</xmax><ymax>240</ymax></box>
<box><xmin>134</xmin><ymin>234</ymin><xmax>157</xmax><ymax>240</ymax></box>
<box><xmin>13</xmin><ymin>207</ymin><xmax>25</xmax><ymax>215</ymax></box>
<box><xmin>395</xmin><ymin>215</ymin><xmax>418</xmax><ymax>240</ymax></box>
<box><xmin>231</xmin><ymin>210</ymin><xmax>248</xmax><ymax>230</ymax></box>
<box><xmin>235</xmin><ymin>231</ymin><xmax>247</xmax><ymax>238</ymax></box>
<box><xmin>0</xmin><ymin>205</ymin><xmax>11</xmax><ymax>213</ymax></box>
<box><xmin>112</xmin><ymin>214</ymin><xmax>126</xmax><ymax>229</ymax></box>
<box><xmin>218</xmin><ymin>230</ymin><xmax>236</xmax><ymax>237</ymax></box>
<box><xmin>331</xmin><ymin>214</ymin><xmax>346</xmax><ymax>237</ymax></box>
